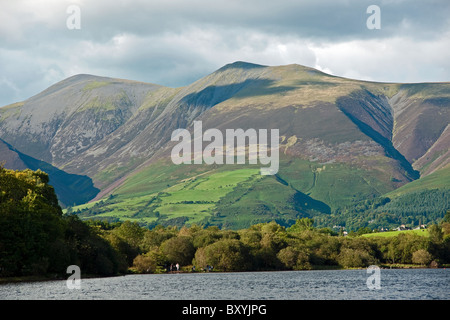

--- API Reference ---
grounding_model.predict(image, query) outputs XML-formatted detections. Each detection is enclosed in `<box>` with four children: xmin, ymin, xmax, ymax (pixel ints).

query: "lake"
<box><xmin>0</xmin><ymin>268</ymin><xmax>448</xmax><ymax>300</ymax></box>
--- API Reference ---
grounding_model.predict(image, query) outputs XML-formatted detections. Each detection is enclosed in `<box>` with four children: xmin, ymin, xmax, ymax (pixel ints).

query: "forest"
<box><xmin>317</xmin><ymin>189</ymin><xmax>450</xmax><ymax>231</ymax></box>
<box><xmin>1</xmin><ymin>167</ymin><xmax>449</xmax><ymax>279</ymax></box>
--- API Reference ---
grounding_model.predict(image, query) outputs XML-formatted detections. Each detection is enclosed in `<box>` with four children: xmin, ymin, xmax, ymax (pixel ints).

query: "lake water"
<box><xmin>0</xmin><ymin>269</ymin><xmax>448</xmax><ymax>300</ymax></box>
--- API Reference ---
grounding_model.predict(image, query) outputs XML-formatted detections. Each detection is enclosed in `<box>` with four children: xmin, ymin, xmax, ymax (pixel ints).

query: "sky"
<box><xmin>1</xmin><ymin>0</ymin><xmax>449</xmax><ymax>106</ymax></box>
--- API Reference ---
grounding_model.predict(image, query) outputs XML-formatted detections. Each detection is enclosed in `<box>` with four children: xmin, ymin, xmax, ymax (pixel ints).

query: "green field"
<box><xmin>69</xmin><ymin>155</ymin><xmax>449</xmax><ymax>230</ymax></box>
<box><xmin>71</xmin><ymin>158</ymin><xmax>336</xmax><ymax>228</ymax></box>
<box><xmin>155</xmin><ymin>168</ymin><xmax>260</xmax><ymax>224</ymax></box>
<box><xmin>71</xmin><ymin>167</ymin><xmax>263</xmax><ymax>227</ymax></box>
<box><xmin>362</xmin><ymin>229</ymin><xmax>430</xmax><ymax>238</ymax></box>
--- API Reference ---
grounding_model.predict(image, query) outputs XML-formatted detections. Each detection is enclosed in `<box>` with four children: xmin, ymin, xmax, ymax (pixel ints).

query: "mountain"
<box><xmin>0</xmin><ymin>138</ymin><xmax>99</xmax><ymax>207</ymax></box>
<box><xmin>0</xmin><ymin>62</ymin><xmax>449</xmax><ymax>229</ymax></box>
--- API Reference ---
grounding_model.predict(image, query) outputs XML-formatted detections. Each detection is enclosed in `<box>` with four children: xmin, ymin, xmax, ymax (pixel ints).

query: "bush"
<box><xmin>133</xmin><ymin>255</ymin><xmax>155</xmax><ymax>273</ymax></box>
<box><xmin>277</xmin><ymin>246</ymin><xmax>311</xmax><ymax>270</ymax></box>
<box><xmin>161</xmin><ymin>236</ymin><xmax>195</xmax><ymax>266</ymax></box>
<box><xmin>193</xmin><ymin>239</ymin><xmax>251</xmax><ymax>271</ymax></box>
<box><xmin>412</xmin><ymin>249</ymin><xmax>433</xmax><ymax>266</ymax></box>
<box><xmin>337</xmin><ymin>248</ymin><xmax>376</xmax><ymax>268</ymax></box>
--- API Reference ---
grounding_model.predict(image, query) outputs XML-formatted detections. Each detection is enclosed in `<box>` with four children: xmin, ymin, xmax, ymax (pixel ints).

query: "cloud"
<box><xmin>311</xmin><ymin>32</ymin><xmax>450</xmax><ymax>83</ymax></box>
<box><xmin>0</xmin><ymin>0</ymin><xmax>449</xmax><ymax>106</ymax></box>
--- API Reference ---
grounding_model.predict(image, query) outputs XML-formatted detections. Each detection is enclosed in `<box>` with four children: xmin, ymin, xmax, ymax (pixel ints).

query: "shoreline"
<box><xmin>0</xmin><ymin>273</ymin><xmax>118</xmax><ymax>285</ymax></box>
<box><xmin>1</xmin><ymin>264</ymin><xmax>446</xmax><ymax>284</ymax></box>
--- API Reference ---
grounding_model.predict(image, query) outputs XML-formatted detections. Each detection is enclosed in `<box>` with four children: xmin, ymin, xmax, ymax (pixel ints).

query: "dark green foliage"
<box><xmin>130</xmin><ymin>218</ymin><xmax>450</xmax><ymax>273</ymax></box>
<box><xmin>64</xmin><ymin>215</ymin><xmax>127</xmax><ymax>276</ymax></box>
<box><xmin>0</xmin><ymin>167</ymin><xmax>66</xmax><ymax>276</ymax></box>
<box><xmin>193</xmin><ymin>239</ymin><xmax>252</xmax><ymax>272</ymax></box>
<box><xmin>287</xmin><ymin>218</ymin><xmax>315</xmax><ymax>233</ymax></box>
<box><xmin>0</xmin><ymin>167</ymin><xmax>125</xmax><ymax>278</ymax></box>
<box><xmin>161</xmin><ymin>236</ymin><xmax>195</xmax><ymax>265</ymax></box>
<box><xmin>318</xmin><ymin>189</ymin><xmax>449</xmax><ymax>231</ymax></box>
<box><xmin>1</xmin><ymin>167</ymin><xmax>449</xmax><ymax>279</ymax></box>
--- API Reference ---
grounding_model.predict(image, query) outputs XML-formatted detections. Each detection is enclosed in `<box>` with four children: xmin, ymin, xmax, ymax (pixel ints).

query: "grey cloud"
<box><xmin>76</xmin><ymin>0</ymin><xmax>450</xmax><ymax>41</ymax></box>
<box><xmin>0</xmin><ymin>0</ymin><xmax>449</xmax><ymax>107</ymax></box>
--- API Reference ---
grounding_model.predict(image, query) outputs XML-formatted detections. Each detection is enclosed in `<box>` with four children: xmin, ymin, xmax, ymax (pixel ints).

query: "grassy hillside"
<box><xmin>69</xmin><ymin>149</ymin><xmax>448</xmax><ymax>231</ymax></box>
<box><xmin>386</xmin><ymin>164</ymin><xmax>450</xmax><ymax>198</ymax></box>
<box><xmin>70</xmin><ymin>152</ymin><xmax>403</xmax><ymax>229</ymax></box>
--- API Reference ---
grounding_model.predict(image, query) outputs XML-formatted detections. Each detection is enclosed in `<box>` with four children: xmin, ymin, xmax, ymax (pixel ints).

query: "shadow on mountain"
<box><xmin>179</xmin><ymin>79</ymin><xmax>298</xmax><ymax>109</ymax></box>
<box><xmin>217</xmin><ymin>61</ymin><xmax>267</xmax><ymax>71</ymax></box>
<box><xmin>19</xmin><ymin>152</ymin><xmax>99</xmax><ymax>207</ymax></box>
<box><xmin>1</xmin><ymin>139</ymin><xmax>99</xmax><ymax>207</ymax></box>
<box><xmin>292</xmin><ymin>190</ymin><xmax>332</xmax><ymax>215</ymax></box>
<box><xmin>336</xmin><ymin>94</ymin><xmax>420</xmax><ymax>181</ymax></box>
<box><xmin>292</xmin><ymin>80</ymin><xmax>338</xmax><ymax>87</ymax></box>
<box><xmin>423</xmin><ymin>97</ymin><xmax>450</xmax><ymax>106</ymax></box>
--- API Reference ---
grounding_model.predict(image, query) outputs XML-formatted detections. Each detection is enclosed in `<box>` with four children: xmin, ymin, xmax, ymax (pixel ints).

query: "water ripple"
<box><xmin>0</xmin><ymin>269</ymin><xmax>448</xmax><ymax>300</ymax></box>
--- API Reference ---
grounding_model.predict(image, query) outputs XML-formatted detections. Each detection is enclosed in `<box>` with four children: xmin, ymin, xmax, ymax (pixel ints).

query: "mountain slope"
<box><xmin>0</xmin><ymin>138</ymin><xmax>99</xmax><ymax>206</ymax></box>
<box><xmin>386</xmin><ymin>164</ymin><xmax>450</xmax><ymax>198</ymax></box>
<box><xmin>1</xmin><ymin>61</ymin><xmax>449</xmax><ymax>229</ymax></box>
<box><xmin>0</xmin><ymin>74</ymin><xmax>161</xmax><ymax>165</ymax></box>
<box><xmin>391</xmin><ymin>85</ymin><xmax>450</xmax><ymax>160</ymax></box>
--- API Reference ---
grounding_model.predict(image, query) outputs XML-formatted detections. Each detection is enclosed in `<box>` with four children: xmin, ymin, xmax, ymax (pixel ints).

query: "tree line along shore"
<box><xmin>1</xmin><ymin>167</ymin><xmax>449</xmax><ymax>281</ymax></box>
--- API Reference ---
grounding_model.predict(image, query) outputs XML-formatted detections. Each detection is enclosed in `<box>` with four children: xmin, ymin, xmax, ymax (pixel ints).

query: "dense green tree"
<box><xmin>140</xmin><ymin>225</ymin><xmax>177</xmax><ymax>251</ymax></box>
<box><xmin>109</xmin><ymin>220</ymin><xmax>146</xmax><ymax>265</ymax></box>
<box><xmin>428</xmin><ymin>224</ymin><xmax>444</xmax><ymax>243</ymax></box>
<box><xmin>442</xmin><ymin>222</ymin><xmax>450</xmax><ymax>236</ymax></box>
<box><xmin>238</xmin><ymin>229</ymin><xmax>262</xmax><ymax>248</ymax></box>
<box><xmin>443</xmin><ymin>210</ymin><xmax>450</xmax><ymax>223</ymax></box>
<box><xmin>0</xmin><ymin>168</ymin><xmax>67</xmax><ymax>276</ymax></box>
<box><xmin>0</xmin><ymin>167</ymin><xmax>129</xmax><ymax>277</ymax></box>
<box><xmin>113</xmin><ymin>221</ymin><xmax>144</xmax><ymax>248</ymax></box>
<box><xmin>193</xmin><ymin>239</ymin><xmax>251</xmax><ymax>271</ymax></box>
<box><xmin>161</xmin><ymin>236</ymin><xmax>195</xmax><ymax>266</ymax></box>
<box><xmin>380</xmin><ymin>233</ymin><xmax>430</xmax><ymax>264</ymax></box>
<box><xmin>3</xmin><ymin>174</ymin><xmax>450</xmax><ymax>281</ymax></box>
<box><xmin>277</xmin><ymin>246</ymin><xmax>298</xmax><ymax>269</ymax></box>
<box><xmin>132</xmin><ymin>248</ymin><xmax>166</xmax><ymax>273</ymax></box>
<box><xmin>287</xmin><ymin>218</ymin><xmax>314</xmax><ymax>233</ymax></box>
<box><xmin>412</xmin><ymin>249</ymin><xmax>433</xmax><ymax>266</ymax></box>
<box><xmin>132</xmin><ymin>254</ymin><xmax>155</xmax><ymax>273</ymax></box>
<box><xmin>337</xmin><ymin>248</ymin><xmax>377</xmax><ymax>268</ymax></box>
<box><xmin>100</xmin><ymin>232</ymin><xmax>131</xmax><ymax>272</ymax></box>
<box><xmin>313</xmin><ymin>236</ymin><xmax>341</xmax><ymax>266</ymax></box>
<box><xmin>277</xmin><ymin>246</ymin><xmax>312</xmax><ymax>270</ymax></box>
<box><xmin>192</xmin><ymin>228</ymin><xmax>223</xmax><ymax>249</ymax></box>
<box><xmin>64</xmin><ymin>215</ymin><xmax>124</xmax><ymax>276</ymax></box>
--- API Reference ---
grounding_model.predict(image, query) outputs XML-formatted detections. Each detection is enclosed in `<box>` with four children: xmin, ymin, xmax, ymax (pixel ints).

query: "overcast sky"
<box><xmin>1</xmin><ymin>0</ymin><xmax>449</xmax><ymax>106</ymax></box>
